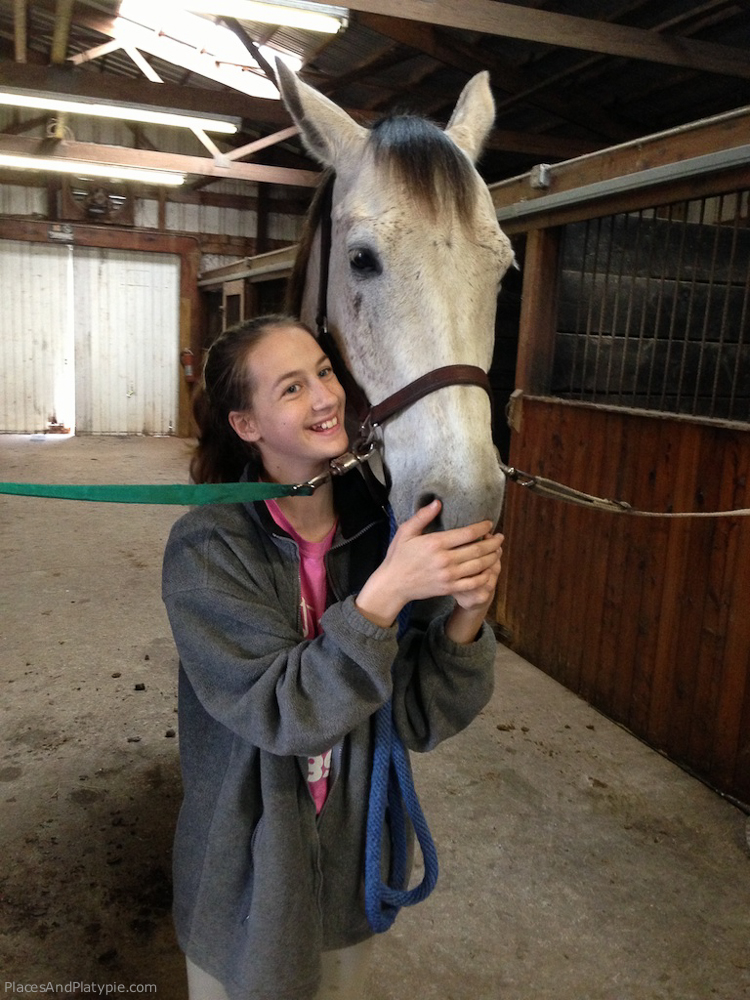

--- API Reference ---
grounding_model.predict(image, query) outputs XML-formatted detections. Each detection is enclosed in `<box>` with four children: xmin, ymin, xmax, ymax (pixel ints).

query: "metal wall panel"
<box><xmin>73</xmin><ymin>248</ymin><xmax>179</xmax><ymax>435</ymax></box>
<box><xmin>0</xmin><ymin>184</ymin><xmax>47</xmax><ymax>216</ymax></box>
<box><xmin>0</xmin><ymin>240</ymin><xmax>73</xmax><ymax>433</ymax></box>
<box><xmin>268</xmin><ymin>213</ymin><xmax>301</xmax><ymax>242</ymax></box>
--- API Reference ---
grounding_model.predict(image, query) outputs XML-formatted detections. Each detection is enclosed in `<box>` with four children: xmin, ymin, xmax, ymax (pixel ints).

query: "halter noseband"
<box><xmin>315</xmin><ymin>175</ymin><xmax>493</xmax><ymax>455</ymax></box>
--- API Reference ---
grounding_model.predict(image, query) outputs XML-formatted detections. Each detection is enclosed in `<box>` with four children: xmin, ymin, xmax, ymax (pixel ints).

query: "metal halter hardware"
<box><xmin>314</xmin><ymin>175</ymin><xmax>493</xmax><ymax>459</ymax></box>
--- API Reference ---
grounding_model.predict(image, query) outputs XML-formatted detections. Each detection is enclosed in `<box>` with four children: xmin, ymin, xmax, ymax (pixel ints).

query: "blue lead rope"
<box><xmin>364</xmin><ymin>507</ymin><xmax>439</xmax><ymax>933</ymax></box>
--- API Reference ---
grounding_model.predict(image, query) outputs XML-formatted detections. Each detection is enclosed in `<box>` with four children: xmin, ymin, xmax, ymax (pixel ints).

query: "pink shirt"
<box><xmin>265</xmin><ymin>499</ymin><xmax>336</xmax><ymax>814</ymax></box>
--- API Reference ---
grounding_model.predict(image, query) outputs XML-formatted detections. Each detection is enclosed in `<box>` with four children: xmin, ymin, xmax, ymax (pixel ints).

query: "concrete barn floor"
<box><xmin>1</xmin><ymin>434</ymin><xmax>748</xmax><ymax>1000</ymax></box>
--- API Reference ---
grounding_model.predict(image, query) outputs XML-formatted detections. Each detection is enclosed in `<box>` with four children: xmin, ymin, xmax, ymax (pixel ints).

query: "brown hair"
<box><xmin>190</xmin><ymin>314</ymin><xmax>315</xmax><ymax>484</ymax></box>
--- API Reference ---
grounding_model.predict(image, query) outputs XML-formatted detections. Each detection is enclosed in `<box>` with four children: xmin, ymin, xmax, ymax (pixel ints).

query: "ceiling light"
<box><xmin>0</xmin><ymin>154</ymin><xmax>185</xmax><ymax>186</ymax></box>
<box><xmin>179</xmin><ymin>1</ymin><xmax>348</xmax><ymax>33</ymax></box>
<box><xmin>0</xmin><ymin>89</ymin><xmax>239</xmax><ymax>134</ymax></box>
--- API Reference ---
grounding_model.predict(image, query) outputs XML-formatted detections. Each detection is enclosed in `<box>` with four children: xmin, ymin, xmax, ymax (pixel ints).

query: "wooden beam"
<box><xmin>14</xmin><ymin>0</ymin><xmax>28</xmax><ymax>64</ymax></box>
<box><xmin>310</xmin><ymin>0</ymin><xmax>750</xmax><ymax>79</ymax></box>
<box><xmin>515</xmin><ymin>228</ymin><xmax>561</xmax><ymax>394</ymax></box>
<box><xmin>357</xmin><ymin>12</ymin><xmax>636</xmax><ymax>143</ymax></box>
<box><xmin>0</xmin><ymin>134</ymin><xmax>321</xmax><ymax>186</ymax></box>
<box><xmin>488</xmin><ymin>130</ymin><xmax>597</xmax><ymax>159</ymax></box>
<box><xmin>225</xmin><ymin>125</ymin><xmax>299</xmax><ymax>162</ymax></box>
<box><xmin>68</xmin><ymin>39</ymin><xmax>123</xmax><ymax>66</ymax></box>
<box><xmin>490</xmin><ymin>104</ymin><xmax>750</xmax><ymax>217</ymax></box>
<box><xmin>50</xmin><ymin>0</ymin><xmax>74</xmax><ymax>65</ymax></box>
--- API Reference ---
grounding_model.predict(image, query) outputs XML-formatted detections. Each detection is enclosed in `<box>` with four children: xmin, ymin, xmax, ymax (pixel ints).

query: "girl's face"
<box><xmin>229</xmin><ymin>325</ymin><xmax>348</xmax><ymax>482</ymax></box>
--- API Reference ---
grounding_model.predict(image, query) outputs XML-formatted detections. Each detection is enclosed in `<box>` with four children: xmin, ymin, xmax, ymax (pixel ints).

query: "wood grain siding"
<box><xmin>497</xmin><ymin>397</ymin><xmax>750</xmax><ymax>803</ymax></box>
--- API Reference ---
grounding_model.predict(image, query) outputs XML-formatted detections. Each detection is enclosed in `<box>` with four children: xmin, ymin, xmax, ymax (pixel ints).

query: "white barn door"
<box><xmin>74</xmin><ymin>248</ymin><xmax>179</xmax><ymax>435</ymax></box>
<box><xmin>0</xmin><ymin>240</ymin><xmax>74</xmax><ymax>434</ymax></box>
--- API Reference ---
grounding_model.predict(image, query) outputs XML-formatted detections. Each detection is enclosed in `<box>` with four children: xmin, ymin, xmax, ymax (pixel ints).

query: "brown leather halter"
<box><xmin>314</xmin><ymin>175</ymin><xmax>493</xmax><ymax>456</ymax></box>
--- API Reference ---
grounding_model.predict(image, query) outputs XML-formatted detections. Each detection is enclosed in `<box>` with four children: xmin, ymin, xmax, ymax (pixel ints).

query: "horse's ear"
<box><xmin>276</xmin><ymin>59</ymin><xmax>367</xmax><ymax>168</ymax></box>
<box><xmin>445</xmin><ymin>71</ymin><xmax>495</xmax><ymax>164</ymax></box>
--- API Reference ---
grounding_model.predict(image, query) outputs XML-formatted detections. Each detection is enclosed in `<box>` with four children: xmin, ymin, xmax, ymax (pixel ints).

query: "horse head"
<box><xmin>278</xmin><ymin>63</ymin><xmax>514</xmax><ymax>529</ymax></box>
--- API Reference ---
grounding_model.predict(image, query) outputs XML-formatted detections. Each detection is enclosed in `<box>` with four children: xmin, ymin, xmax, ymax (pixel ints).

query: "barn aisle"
<box><xmin>1</xmin><ymin>435</ymin><xmax>748</xmax><ymax>1000</ymax></box>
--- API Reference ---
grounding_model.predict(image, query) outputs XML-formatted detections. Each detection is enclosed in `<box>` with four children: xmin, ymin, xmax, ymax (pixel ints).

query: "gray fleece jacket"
<box><xmin>161</xmin><ymin>471</ymin><xmax>496</xmax><ymax>1000</ymax></box>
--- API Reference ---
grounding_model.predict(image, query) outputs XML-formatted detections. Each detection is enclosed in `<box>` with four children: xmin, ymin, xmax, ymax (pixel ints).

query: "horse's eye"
<box><xmin>349</xmin><ymin>248</ymin><xmax>381</xmax><ymax>275</ymax></box>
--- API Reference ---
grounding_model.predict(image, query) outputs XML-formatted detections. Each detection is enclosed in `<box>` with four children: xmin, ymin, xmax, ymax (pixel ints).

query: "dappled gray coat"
<box><xmin>162</xmin><ymin>472</ymin><xmax>496</xmax><ymax>1000</ymax></box>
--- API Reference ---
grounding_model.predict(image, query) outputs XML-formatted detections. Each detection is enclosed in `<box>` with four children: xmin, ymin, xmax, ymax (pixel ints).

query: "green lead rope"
<box><xmin>0</xmin><ymin>481</ymin><xmax>312</xmax><ymax>504</ymax></box>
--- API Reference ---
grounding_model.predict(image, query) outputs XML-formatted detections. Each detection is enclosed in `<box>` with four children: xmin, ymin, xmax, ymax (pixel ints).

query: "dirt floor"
<box><xmin>1</xmin><ymin>434</ymin><xmax>749</xmax><ymax>1000</ymax></box>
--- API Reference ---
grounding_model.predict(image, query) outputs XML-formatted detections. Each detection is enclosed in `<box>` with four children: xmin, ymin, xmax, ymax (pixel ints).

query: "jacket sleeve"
<box><xmin>162</xmin><ymin>513</ymin><xmax>397</xmax><ymax>757</ymax></box>
<box><xmin>390</xmin><ymin>599</ymin><xmax>496</xmax><ymax>753</ymax></box>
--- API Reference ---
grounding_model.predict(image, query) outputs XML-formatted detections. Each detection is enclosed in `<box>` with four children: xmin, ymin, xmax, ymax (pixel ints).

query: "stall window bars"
<box><xmin>553</xmin><ymin>190</ymin><xmax>750</xmax><ymax>423</ymax></box>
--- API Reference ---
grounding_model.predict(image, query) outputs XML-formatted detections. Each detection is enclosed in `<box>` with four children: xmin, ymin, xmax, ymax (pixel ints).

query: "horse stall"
<box><xmin>492</xmin><ymin>106</ymin><xmax>750</xmax><ymax>807</ymax></box>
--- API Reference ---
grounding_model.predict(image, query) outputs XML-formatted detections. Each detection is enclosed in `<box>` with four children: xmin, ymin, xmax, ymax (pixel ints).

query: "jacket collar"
<box><xmin>241</xmin><ymin>462</ymin><xmax>388</xmax><ymax>543</ymax></box>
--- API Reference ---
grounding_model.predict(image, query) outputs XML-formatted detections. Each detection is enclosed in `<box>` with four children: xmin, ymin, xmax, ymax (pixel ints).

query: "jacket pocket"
<box><xmin>240</xmin><ymin>814</ymin><xmax>264</xmax><ymax>923</ymax></box>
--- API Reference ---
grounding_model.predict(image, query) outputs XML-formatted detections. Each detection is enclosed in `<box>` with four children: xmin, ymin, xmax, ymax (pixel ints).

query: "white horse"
<box><xmin>277</xmin><ymin>63</ymin><xmax>514</xmax><ymax>529</ymax></box>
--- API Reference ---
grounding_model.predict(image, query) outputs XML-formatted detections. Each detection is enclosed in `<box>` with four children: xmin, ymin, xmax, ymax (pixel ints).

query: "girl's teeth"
<box><xmin>314</xmin><ymin>417</ymin><xmax>338</xmax><ymax>430</ymax></box>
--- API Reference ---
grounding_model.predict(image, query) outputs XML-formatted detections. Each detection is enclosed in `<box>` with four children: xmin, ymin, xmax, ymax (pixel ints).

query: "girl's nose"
<box><xmin>311</xmin><ymin>379</ymin><xmax>340</xmax><ymax>408</ymax></box>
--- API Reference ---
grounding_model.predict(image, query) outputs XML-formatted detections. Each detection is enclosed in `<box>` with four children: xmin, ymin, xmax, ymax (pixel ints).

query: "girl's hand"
<box><xmin>451</xmin><ymin>531</ymin><xmax>503</xmax><ymax>611</ymax></box>
<box><xmin>355</xmin><ymin>500</ymin><xmax>503</xmax><ymax>629</ymax></box>
<box><xmin>445</xmin><ymin>532</ymin><xmax>503</xmax><ymax>643</ymax></box>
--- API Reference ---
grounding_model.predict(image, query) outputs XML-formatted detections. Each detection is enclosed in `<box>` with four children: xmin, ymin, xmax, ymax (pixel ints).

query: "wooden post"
<box><xmin>514</xmin><ymin>226</ymin><xmax>561</xmax><ymax>394</ymax></box>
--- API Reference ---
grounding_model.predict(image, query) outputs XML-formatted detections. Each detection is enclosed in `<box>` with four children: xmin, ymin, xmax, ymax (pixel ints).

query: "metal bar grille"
<box><xmin>553</xmin><ymin>189</ymin><xmax>750</xmax><ymax>423</ymax></box>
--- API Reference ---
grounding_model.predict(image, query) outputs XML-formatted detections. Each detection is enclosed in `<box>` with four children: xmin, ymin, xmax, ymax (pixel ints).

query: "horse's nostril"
<box><xmin>417</xmin><ymin>493</ymin><xmax>443</xmax><ymax>531</ymax></box>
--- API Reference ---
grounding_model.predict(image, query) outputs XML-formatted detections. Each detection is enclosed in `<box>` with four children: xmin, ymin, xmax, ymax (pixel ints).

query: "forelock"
<box><xmin>368</xmin><ymin>114</ymin><xmax>476</xmax><ymax>222</ymax></box>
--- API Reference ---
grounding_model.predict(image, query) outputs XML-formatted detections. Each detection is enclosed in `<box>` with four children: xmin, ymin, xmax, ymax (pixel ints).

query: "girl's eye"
<box><xmin>284</xmin><ymin>383</ymin><xmax>301</xmax><ymax>395</ymax></box>
<box><xmin>318</xmin><ymin>366</ymin><xmax>332</xmax><ymax>378</ymax></box>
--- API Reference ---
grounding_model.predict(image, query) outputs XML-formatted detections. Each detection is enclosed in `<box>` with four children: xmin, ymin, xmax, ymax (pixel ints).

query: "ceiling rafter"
<box><xmin>13</xmin><ymin>0</ymin><xmax>27</xmax><ymax>63</ymax></box>
<box><xmin>0</xmin><ymin>132</ymin><xmax>320</xmax><ymax>185</ymax></box>
<box><xmin>50</xmin><ymin>0</ymin><xmax>74</xmax><ymax>65</ymax></box>
<box><xmin>306</xmin><ymin>0</ymin><xmax>750</xmax><ymax>79</ymax></box>
<box><xmin>356</xmin><ymin>13</ymin><xmax>636</xmax><ymax>143</ymax></box>
<box><xmin>304</xmin><ymin>42</ymin><xmax>412</xmax><ymax>96</ymax></box>
<box><xmin>509</xmin><ymin>0</ymin><xmax>750</xmax><ymax>118</ymax></box>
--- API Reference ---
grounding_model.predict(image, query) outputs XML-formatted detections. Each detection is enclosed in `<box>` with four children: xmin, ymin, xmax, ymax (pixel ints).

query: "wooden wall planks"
<box><xmin>497</xmin><ymin>397</ymin><xmax>750</xmax><ymax>804</ymax></box>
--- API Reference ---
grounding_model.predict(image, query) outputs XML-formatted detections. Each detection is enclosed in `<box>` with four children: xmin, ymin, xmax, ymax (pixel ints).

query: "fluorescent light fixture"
<box><xmin>179</xmin><ymin>1</ymin><xmax>348</xmax><ymax>33</ymax></box>
<box><xmin>0</xmin><ymin>153</ymin><xmax>185</xmax><ymax>186</ymax></box>
<box><xmin>0</xmin><ymin>89</ymin><xmax>239</xmax><ymax>134</ymax></box>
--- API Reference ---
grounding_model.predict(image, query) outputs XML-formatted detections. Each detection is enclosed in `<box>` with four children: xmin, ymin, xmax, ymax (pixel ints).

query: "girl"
<box><xmin>162</xmin><ymin>315</ymin><xmax>503</xmax><ymax>1000</ymax></box>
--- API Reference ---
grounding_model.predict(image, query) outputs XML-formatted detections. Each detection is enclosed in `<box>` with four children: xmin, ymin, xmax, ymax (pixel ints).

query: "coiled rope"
<box><xmin>364</xmin><ymin>506</ymin><xmax>439</xmax><ymax>933</ymax></box>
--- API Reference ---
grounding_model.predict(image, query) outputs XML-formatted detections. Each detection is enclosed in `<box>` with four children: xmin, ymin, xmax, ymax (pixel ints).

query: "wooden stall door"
<box><xmin>497</xmin><ymin>398</ymin><xmax>750</xmax><ymax>806</ymax></box>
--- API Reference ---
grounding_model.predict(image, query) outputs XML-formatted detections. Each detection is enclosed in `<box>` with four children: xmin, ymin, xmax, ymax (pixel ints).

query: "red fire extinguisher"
<box><xmin>180</xmin><ymin>348</ymin><xmax>197</xmax><ymax>384</ymax></box>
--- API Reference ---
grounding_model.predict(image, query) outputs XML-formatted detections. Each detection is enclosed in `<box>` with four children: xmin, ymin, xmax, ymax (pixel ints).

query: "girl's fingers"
<box><xmin>439</xmin><ymin>521</ymin><xmax>495</xmax><ymax>549</ymax></box>
<box><xmin>435</xmin><ymin>538</ymin><xmax>502</xmax><ymax>575</ymax></box>
<box><xmin>397</xmin><ymin>499</ymin><xmax>442</xmax><ymax>539</ymax></box>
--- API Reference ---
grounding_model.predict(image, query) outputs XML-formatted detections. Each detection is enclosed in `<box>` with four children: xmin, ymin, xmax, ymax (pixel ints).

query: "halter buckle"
<box><xmin>296</xmin><ymin>444</ymin><xmax>377</xmax><ymax>494</ymax></box>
